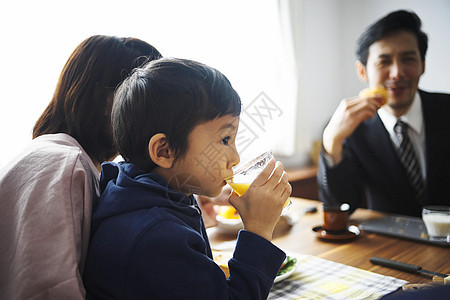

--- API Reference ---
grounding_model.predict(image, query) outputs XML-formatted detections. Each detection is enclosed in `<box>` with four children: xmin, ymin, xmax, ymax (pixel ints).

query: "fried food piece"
<box><xmin>218</xmin><ymin>206</ymin><xmax>240</xmax><ymax>219</ymax></box>
<box><xmin>359</xmin><ymin>85</ymin><xmax>389</xmax><ymax>105</ymax></box>
<box><xmin>213</xmin><ymin>252</ymin><xmax>232</xmax><ymax>277</ymax></box>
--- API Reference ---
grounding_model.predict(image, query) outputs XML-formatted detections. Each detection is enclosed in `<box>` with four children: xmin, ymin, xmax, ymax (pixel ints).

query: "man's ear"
<box><xmin>356</xmin><ymin>60</ymin><xmax>368</xmax><ymax>82</ymax></box>
<box><xmin>148</xmin><ymin>133</ymin><xmax>175</xmax><ymax>169</ymax></box>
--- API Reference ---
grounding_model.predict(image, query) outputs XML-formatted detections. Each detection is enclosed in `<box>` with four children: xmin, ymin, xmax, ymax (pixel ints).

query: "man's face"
<box><xmin>363</xmin><ymin>30</ymin><xmax>425</xmax><ymax>115</ymax></box>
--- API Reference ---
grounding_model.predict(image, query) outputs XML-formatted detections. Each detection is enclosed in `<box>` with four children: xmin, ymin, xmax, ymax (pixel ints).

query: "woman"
<box><xmin>0</xmin><ymin>35</ymin><xmax>161</xmax><ymax>300</ymax></box>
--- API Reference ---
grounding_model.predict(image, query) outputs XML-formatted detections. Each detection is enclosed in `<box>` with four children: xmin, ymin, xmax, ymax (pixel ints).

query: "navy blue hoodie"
<box><xmin>83</xmin><ymin>162</ymin><xmax>285</xmax><ymax>299</ymax></box>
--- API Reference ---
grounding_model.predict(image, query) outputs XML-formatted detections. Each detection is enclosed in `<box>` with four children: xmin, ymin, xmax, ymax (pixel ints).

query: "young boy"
<box><xmin>83</xmin><ymin>58</ymin><xmax>291</xmax><ymax>299</ymax></box>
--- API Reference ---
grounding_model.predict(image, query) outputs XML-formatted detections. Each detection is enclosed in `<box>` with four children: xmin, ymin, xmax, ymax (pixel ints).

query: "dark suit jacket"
<box><xmin>317</xmin><ymin>90</ymin><xmax>450</xmax><ymax>217</ymax></box>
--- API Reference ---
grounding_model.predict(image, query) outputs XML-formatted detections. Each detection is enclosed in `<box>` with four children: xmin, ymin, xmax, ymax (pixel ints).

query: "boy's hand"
<box><xmin>230</xmin><ymin>159</ymin><xmax>291</xmax><ymax>240</ymax></box>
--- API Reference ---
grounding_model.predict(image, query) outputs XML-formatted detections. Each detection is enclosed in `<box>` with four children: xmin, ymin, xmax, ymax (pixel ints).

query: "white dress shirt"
<box><xmin>378</xmin><ymin>92</ymin><xmax>426</xmax><ymax>179</ymax></box>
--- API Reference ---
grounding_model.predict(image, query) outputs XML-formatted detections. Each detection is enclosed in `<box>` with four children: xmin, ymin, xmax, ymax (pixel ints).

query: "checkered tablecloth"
<box><xmin>269</xmin><ymin>253</ymin><xmax>408</xmax><ymax>300</ymax></box>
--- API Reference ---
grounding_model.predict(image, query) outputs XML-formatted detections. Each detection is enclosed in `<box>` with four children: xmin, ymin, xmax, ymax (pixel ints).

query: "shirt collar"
<box><xmin>378</xmin><ymin>92</ymin><xmax>423</xmax><ymax>135</ymax></box>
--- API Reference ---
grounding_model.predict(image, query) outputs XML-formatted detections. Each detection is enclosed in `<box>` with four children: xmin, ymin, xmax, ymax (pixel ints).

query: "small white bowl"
<box><xmin>215</xmin><ymin>215</ymin><xmax>243</xmax><ymax>234</ymax></box>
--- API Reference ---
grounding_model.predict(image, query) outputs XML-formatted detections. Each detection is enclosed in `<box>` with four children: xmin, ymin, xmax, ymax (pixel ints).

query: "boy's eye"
<box><xmin>221</xmin><ymin>136</ymin><xmax>231</xmax><ymax>146</ymax></box>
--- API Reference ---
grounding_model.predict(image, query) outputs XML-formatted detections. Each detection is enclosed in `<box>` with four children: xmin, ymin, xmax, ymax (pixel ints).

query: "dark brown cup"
<box><xmin>322</xmin><ymin>203</ymin><xmax>350</xmax><ymax>233</ymax></box>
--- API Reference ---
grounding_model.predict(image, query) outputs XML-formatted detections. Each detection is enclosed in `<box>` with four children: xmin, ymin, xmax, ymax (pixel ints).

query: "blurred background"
<box><xmin>1</xmin><ymin>0</ymin><xmax>449</xmax><ymax>169</ymax></box>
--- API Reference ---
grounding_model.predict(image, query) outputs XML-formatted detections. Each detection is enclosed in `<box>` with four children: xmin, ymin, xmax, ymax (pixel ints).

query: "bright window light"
<box><xmin>0</xmin><ymin>0</ymin><xmax>292</xmax><ymax>168</ymax></box>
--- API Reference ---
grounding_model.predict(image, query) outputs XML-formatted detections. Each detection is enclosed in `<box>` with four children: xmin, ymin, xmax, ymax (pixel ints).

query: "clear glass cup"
<box><xmin>422</xmin><ymin>205</ymin><xmax>450</xmax><ymax>242</ymax></box>
<box><xmin>225</xmin><ymin>150</ymin><xmax>292</xmax><ymax>215</ymax></box>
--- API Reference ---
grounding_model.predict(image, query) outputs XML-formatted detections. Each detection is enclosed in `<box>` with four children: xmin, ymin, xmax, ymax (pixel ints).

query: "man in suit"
<box><xmin>317</xmin><ymin>10</ymin><xmax>450</xmax><ymax>217</ymax></box>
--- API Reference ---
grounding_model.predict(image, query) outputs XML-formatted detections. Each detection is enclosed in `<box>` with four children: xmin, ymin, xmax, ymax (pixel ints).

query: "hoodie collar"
<box><xmin>93</xmin><ymin>162</ymin><xmax>201</xmax><ymax>224</ymax></box>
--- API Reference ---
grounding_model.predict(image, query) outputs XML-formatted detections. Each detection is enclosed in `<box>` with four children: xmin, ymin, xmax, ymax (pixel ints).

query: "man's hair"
<box><xmin>112</xmin><ymin>58</ymin><xmax>242</xmax><ymax>172</ymax></box>
<box><xmin>356</xmin><ymin>10</ymin><xmax>428</xmax><ymax>65</ymax></box>
<box><xmin>33</xmin><ymin>35</ymin><xmax>162</xmax><ymax>163</ymax></box>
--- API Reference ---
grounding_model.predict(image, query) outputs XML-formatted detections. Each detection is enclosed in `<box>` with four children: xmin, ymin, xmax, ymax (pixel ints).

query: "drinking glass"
<box><xmin>422</xmin><ymin>206</ymin><xmax>450</xmax><ymax>242</ymax></box>
<box><xmin>225</xmin><ymin>150</ymin><xmax>292</xmax><ymax>215</ymax></box>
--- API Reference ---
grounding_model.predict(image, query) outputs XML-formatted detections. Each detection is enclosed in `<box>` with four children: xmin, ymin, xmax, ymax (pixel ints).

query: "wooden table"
<box><xmin>208</xmin><ymin>198</ymin><xmax>450</xmax><ymax>285</ymax></box>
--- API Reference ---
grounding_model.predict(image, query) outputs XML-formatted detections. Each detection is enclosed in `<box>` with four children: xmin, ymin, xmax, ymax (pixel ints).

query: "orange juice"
<box><xmin>227</xmin><ymin>180</ymin><xmax>291</xmax><ymax>209</ymax></box>
<box><xmin>227</xmin><ymin>182</ymin><xmax>250</xmax><ymax>196</ymax></box>
<box><xmin>223</xmin><ymin>150</ymin><xmax>292</xmax><ymax>215</ymax></box>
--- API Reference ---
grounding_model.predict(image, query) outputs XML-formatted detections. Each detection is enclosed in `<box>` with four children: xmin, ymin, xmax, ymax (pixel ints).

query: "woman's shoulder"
<box><xmin>27</xmin><ymin>133</ymin><xmax>96</xmax><ymax>173</ymax></box>
<box><xmin>32</xmin><ymin>133</ymin><xmax>89</xmax><ymax>158</ymax></box>
<box><xmin>0</xmin><ymin>133</ymin><xmax>98</xmax><ymax>193</ymax></box>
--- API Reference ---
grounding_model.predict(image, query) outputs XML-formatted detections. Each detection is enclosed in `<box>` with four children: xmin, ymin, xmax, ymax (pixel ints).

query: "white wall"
<box><xmin>299</xmin><ymin>0</ymin><xmax>450</xmax><ymax>144</ymax></box>
<box><xmin>0</xmin><ymin>0</ymin><xmax>285</xmax><ymax>168</ymax></box>
<box><xmin>0</xmin><ymin>0</ymin><xmax>448</xmax><ymax>169</ymax></box>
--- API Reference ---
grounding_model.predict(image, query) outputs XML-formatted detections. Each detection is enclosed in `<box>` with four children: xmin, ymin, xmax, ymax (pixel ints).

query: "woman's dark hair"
<box><xmin>33</xmin><ymin>35</ymin><xmax>162</xmax><ymax>164</ymax></box>
<box><xmin>356</xmin><ymin>10</ymin><xmax>428</xmax><ymax>66</ymax></box>
<box><xmin>112</xmin><ymin>58</ymin><xmax>242</xmax><ymax>172</ymax></box>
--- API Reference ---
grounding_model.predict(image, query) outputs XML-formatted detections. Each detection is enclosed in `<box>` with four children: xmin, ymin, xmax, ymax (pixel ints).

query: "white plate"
<box><xmin>274</xmin><ymin>260</ymin><xmax>297</xmax><ymax>283</ymax></box>
<box><xmin>216</xmin><ymin>215</ymin><xmax>243</xmax><ymax>234</ymax></box>
<box><xmin>215</xmin><ymin>214</ymin><xmax>296</xmax><ymax>235</ymax></box>
<box><xmin>212</xmin><ymin>250</ymin><xmax>297</xmax><ymax>283</ymax></box>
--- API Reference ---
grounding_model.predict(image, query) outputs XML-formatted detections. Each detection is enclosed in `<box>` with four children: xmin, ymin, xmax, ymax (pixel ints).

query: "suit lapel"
<box><xmin>365</xmin><ymin>115</ymin><xmax>401</xmax><ymax>175</ymax></box>
<box><xmin>362</xmin><ymin>115</ymin><xmax>414</xmax><ymax>195</ymax></box>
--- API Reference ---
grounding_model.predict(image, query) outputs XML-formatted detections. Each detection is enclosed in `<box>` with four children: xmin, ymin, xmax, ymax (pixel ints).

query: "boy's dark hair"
<box><xmin>356</xmin><ymin>10</ymin><xmax>428</xmax><ymax>66</ymax></box>
<box><xmin>33</xmin><ymin>35</ymin><xmax>162</xmax><ymax>164</ymax></box>
<box><xmin>112</xmin><ymin>58</ymin><xmax>242</xmax><ymax>172</ymax></box>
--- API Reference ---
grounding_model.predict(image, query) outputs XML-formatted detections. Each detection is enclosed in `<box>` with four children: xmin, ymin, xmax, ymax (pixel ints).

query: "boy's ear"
<box><xmin>148</xmin><ymin>133</ymin><xmax>175</xmax><ymax>169</ymax></box>
<box><xmin>356</xmin><ymin>60</ymin><xmax>368</xmax><ymax>82</ymax></box>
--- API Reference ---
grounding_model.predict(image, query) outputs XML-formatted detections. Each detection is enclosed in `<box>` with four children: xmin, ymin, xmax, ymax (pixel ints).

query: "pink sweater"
<box><xmin>0</xmin><ymin>134</ymin><xmax>99</xmax><ymax>300</ymax></box>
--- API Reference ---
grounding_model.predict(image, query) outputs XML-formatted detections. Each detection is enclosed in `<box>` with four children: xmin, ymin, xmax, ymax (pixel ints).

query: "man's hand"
<box><xmin>323</xmin><ymin>94</ymin><xmax>385</xmax><ymax>164</ymax></box>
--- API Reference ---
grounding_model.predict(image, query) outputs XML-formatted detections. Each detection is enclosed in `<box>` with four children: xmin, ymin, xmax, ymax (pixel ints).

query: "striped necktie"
<box><xmin>394</xmin><ymin>120</ymin><xmax>425</xmax><ymax>205</ymax></box>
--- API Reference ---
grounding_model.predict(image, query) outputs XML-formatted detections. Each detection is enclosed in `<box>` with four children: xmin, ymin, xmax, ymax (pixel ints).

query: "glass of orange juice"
<box><xmin>225</xmin><ymin>150</ymin><xmax>292</xmax><ymax>215</ymax></box>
